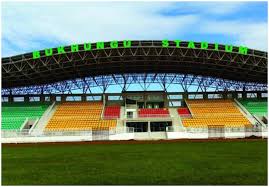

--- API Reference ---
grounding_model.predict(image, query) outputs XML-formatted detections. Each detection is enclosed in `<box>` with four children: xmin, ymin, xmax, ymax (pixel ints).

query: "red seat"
<box><xmin>177</xmin><ymin>108</ymin><xmax>191</xmax><ymax>117</ymax></box>
<box><xmin>104</xmin><ymin>106</ymin><xmax>120</xmax><ymax>119</ymax></box>
<box><xmin>138</xmin><ymin>108</ymin><xmax>169</xmax><ymax>117</ymax></box>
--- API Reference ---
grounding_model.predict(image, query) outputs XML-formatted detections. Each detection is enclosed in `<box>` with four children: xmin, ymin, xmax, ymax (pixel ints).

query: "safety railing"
<box><xmin>1</xmin><ymin>126</ymin><xmax>134</xmax><ymax>139</ymax></box>
<box><xmin>109</xmin><ymin>127</ymin><xmax>134</xmax><ymax>135</ymax></box>
<box><xmin>166</xmin><ymin>126</ymin><xmax>185</xmax><ymax>132</ymax></box>
<box><xmin>136</xmin><ymin>114</ymin><xmax>171</xmax><ymax>118</ymax></box>
<box><xmin>1</xmin><ymin>129</ymin><xmax>93</xmax><ymax>138</ymax></box>
<box><xmin>186</xmin><ymin>127</ymin><xmax>209</xmax><ymax>133</ymax></box>
<box><xmin>224</xmin><ymin>127</ymin><xmax>246</xmax><ymax>132</ymax></box>
<box><xmin>167</xmin><ymin>125</ymin><xmax>267</xmax><ymax>132</ymax></box>
<box><xmin>181</xmin><ymin>113</ymin><xmax>257</xmax><ymax>118</ymax></box>
<box><xmin>2</xmin><ymin>129</ymin><xmax>32</xmax><ymax>138</ymax></box>
<box><xmin>42</xmin><ymin>130</ymin><xmax>92</xmax><ymax>137</ymax></box>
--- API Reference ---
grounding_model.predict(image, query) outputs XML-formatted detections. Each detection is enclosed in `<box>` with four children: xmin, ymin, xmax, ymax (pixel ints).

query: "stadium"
<box><xmin>2</xmin><ymin>40</ymin><xmax>268</xmax><ymax>185</ymax></box>
<box><xmin>2</xmin><ymin>40</ymin><xmax>267</xmax><ymax>140</ymax></box>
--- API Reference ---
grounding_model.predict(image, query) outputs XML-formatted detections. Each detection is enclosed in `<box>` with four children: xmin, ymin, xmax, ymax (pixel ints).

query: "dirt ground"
<box><xmin>2</xmin><ymin>137</ymin><xmax>266</xmax><ymax>147</ymax></box>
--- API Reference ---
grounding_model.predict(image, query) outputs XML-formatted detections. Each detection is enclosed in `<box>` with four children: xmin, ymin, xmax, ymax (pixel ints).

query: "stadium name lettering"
<box><xmin>32</xmin><ymin>40</ymin><xmax>248</xmax><ymax>59</ymax></box>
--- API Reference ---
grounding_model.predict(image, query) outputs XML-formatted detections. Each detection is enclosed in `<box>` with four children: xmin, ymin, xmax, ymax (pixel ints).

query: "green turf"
<box><xmin>2</xmin><ymin>140</ymin><xmax>267</xmax><ymax>185</ymax></box>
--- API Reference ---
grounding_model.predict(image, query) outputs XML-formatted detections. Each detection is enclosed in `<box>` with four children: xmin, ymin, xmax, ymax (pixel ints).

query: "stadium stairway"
<box><xmin>120</xmin><ymin>106</ymin><xmax>125</xmax><ymax>120</ymax></box>
<box><xmin>106</xmin><ymin>106</ymin><xmax>125</xmax><ymax>129</ymax></box>
<box><xmin>234</xmin><ymin>99</ymin><xmax>266</xmax><ymax>128</ymax></box>
<box><xmin>168</xmin><ymin>108</ymin><xmax>185</xmax><ymax>130</ymax></box>
<box><xmin>114</xmin><ymin>106</ymin><xmax>125</xmax><ymax>128</ymax></box>
<box><xmin>102</xmin><ymin>105</ymin><xmax>124</xmax><ymax>128</ymax></box>
<box><xmin>184</xmin><ymin>99</ymin><xmax>194</xmax><ymax>116</ymax></box>
<box><xmin>30</xmin><ymin>102</ymin><xmax>57</xmax><ymax>135</ymax></box>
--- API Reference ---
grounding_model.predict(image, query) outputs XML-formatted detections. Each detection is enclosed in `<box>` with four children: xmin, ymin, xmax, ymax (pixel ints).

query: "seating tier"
<box><xmin>177</xmin><ymin>108</ymin><xmax>191</xmax><ymax>116</ymax></box>
<box><xmin>45</xmin><ymin>102</ymin><xmax>117</xmax><ymax>131</ymax></box>
<box><xmin>104</xmin><ymin>105</ymin><xmax>121</xmax><ymax>119</ymax></box>
<box><xmin>2</xmin><ymin>102</ymin><xmax>50</xmax><ymax>130</ymax></box>
<box><xmin>182</xmin><ymin>99</ymin><xmax>252</xmax><ymax>128</ymax></box>
<box><xmin>138</xmin><ymin>108</ymin><xmax>170</xmax><ymax>117</ymax></box>
<box><xmin>239</xmin><ymin>99</ymin><xmax>267</xmax><ymax>116</ymax></box>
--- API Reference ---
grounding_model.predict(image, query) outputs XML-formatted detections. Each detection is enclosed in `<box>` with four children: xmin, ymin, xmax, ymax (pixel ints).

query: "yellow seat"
<box><xmin>45</xmin><ymin>102</ymin><xmax>117</xmax><ymax>131</ymax></box>
<box><xmin>182</xmin><ymin>99</ymin><xmax>252</xmax><ymax>128</ymax></box>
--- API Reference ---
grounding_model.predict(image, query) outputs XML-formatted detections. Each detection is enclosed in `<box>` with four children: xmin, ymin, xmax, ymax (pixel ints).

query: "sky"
<box><xmin>1</xmin><ymin>1</ymin><xmax>268</xmax><ymax>57</ymax></box>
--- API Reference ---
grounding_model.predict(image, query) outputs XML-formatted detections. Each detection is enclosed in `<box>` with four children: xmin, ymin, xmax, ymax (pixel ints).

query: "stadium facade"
<box><xmin>1</xmin><ymin>40</ymin><xmax>268</xmax><ymax>143</ymax></box>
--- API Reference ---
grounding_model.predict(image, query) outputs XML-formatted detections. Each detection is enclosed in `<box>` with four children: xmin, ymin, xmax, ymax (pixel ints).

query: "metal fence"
<box><xmin>92</xmin><ymin>130</ymin><xmax>109</xmax><ymax>141</ymax></box>
<box><xmin>109</xmin><ymin>127</ymin><xmax>134</xmax><ymax>135</ymax></box>
<box><xmin>43</xmin><ymin>130</ymin><xmax>92</xmax><ymax>137</ymax></box>
<box><xmin>179</xmin><ymin>113</ymin><xmax>267</xmax><ymax>118</ymax></box>
<box><xmin>1</xmin><ymin>127</ymin><xmax>135</xmax><ymax>139</ymax></box>
<box><xmin>1</xmin><ymin>126</ymin><xmax>267</xmax><ymax>140</ymax></box>
<box><xmin>136</xmin><ymin>114</ymin><xmax>171</xmax><ymax>118</ymax></box>
<box><xmin>167</xmin><ymin>125</ymin><xmax>267</xmax><ymax>138</ymax></box>
<box><xmin>1</xmin><ymin>129</ymin><xmax>93</xmax><ymax>138</ymax></box>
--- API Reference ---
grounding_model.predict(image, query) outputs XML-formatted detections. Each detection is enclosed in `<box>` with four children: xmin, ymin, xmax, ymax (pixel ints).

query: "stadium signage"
<box><xmin>32</xmin><ymin>40</ymin><xmax>248</xmax><ymax>59</ymax></box>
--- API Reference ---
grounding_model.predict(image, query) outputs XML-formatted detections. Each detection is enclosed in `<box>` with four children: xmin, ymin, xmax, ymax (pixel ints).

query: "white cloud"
<box><xmin>201</xmin><ymin>20</ymin><xmax>268</xmax><ymax>51</ymax></box>
<box><xmin>1</xmin><ymin>2</ymin><xmax>267</xmax><ymax>56</ymax></box>
<box><xmin>2</xmin><ymin>2</ymin><xmax>200</xmax><ymax>56</ymax></box>
<box><xmin>200</xmin><ymin>2</ymin><xmax>246</xmax><ymax>15</ymax></box>
<box><xmin>173</xmin><ymin>2</ymin><xmax>246</xmax><ymax>15</ymax></box>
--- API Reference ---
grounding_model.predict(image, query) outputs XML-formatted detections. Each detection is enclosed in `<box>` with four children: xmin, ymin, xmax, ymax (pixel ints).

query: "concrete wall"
<box><xmin>224</xmin><ymin>132</ymin><xmax>245</xmax><ymax>139</ymax></box>
<box><xmin>2</xmin><ymin>135</ymin><xmax>93</xmax><ymax>143</ymax></box>
<box><xmin>167</xmin><ymin>131</ymin><xmax>267</xmax><ymax>139</ymax></box>
<box><xmin>109</xmin><ymin>133</ymin><xmax>134</xmax><ymax>140</ymax></box>
<box><xmin>2</xmin><ymin>130</ymin><xmax>267</xmax><ymax>143</ymax></box>
<box><xmin>262</xmin><ymin>131</ymin><xmax>268</xmax><ymax>138</ymax></box>
<box><xmin>167</xmin><ymin>132</ymin><xmax>208</xmax><ymax>139</ymax></box>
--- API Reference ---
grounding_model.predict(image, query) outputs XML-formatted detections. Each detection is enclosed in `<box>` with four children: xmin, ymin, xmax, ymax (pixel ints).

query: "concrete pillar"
<box><xmin>144</xmin><ymin>93</ymin><xmax>146</xmax><ymax>108</ymax></box>
<box><xmin>24</xmin><ymin>96</ymin><xmax>30</xmax><ymax>103</ymax></box>
<box><xmin>181</xmin><ymin>92</ymin><xmax>188</xmax><ymax>107</ymax></box>
<box><xmin>232</xmin><ymin>92</ymin><xmax>237</xmax><ymax>99</ymax></box>
<box><xmin>222</xmin><ymin>92</ymin><xmax>227</xmax><ymax>99</ymax></box>
<box><xmin>40</xmin><ymin>95</ymin><xmax>45</xmax><ymax>103</ymax></box>
<box><xmin>61</xmin><ymin>95</ymin><xmax>67</xmax><ymax>102</ymax></box>
<box><xmin>81</xmin><ymin>95</ymin><xmax>87</xmax><ymax>102</ymax></box>
<box><xmin>182</xmin><ymin>92</ymin><xmax>188</xmax><ymax>100</ymax></box>
<box><xmin>257</xmin><ymin>92</ymin><xmax>262</xmax><ymax>99</ymax></box>
<box><xmin>203</xmin><ymin>93</ymin><xmax>208</xmax><ymax>99</ymax></box>
<box><xmin>242</xmin><ymin>92</ymin><xmax>247</xmax><ymax>100</ymax></box>
<box><xmin>242</xmin><ymin>86</ymin><xmax>247</xmax><ymax>99</ymax></box>
<box><xmin>148</xmin><ymin>121</ymin><xmax>151</xmax><ymax>132</ymax></box>
<box><xmin>101</xmin><ymin>94</ymin><xmax>104</xmax><ymax>103</ymax></box>
<box><xmin>50</xmin><ymin>95</ymin><xmax>56</xmax><ymax>102</ymax></box>
<box><xmin>8</xmin><ymin>95</ymin><xmax>14</xmax><ymax>103</ymax></box>
<box><xmin>164</xmin><ymin>92</ymin><xmax>168</xmax><ymax>108</ymax></box>
<box><xmin>103</xmin><ymin>94</ymin><xmax>108</xmax><ymax>106</ymax></box>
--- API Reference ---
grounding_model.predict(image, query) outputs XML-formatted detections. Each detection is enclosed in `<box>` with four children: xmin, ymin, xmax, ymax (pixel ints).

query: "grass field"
<box><xmin>2</xmin><ymin>139</ymin><xmax>267</xmax><ymax>185</ymax></box>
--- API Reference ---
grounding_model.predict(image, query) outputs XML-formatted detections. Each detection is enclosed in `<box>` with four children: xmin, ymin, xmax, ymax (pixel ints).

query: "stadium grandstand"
<box><xmin>1</xmin><ymin>40</ymin><xmax>268</xmax><ymax>142</ymax></box>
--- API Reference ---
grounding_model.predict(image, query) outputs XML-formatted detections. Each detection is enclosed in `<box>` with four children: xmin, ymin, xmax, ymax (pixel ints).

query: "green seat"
<box><xmin>239</xmin><ymin>99</ymin><xmax>267</xmax><ymax>116</ymax></box>
<box><xmin>1</xmin><ymin>102</ymin><xmax>51</xmax><ymax>130</ymax></box>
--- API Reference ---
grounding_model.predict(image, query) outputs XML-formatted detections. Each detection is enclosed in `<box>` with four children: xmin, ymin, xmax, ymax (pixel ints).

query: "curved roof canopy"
<box><xmin>2</xmin><ymin>40</ymin><xmax>267</xmax><ymax>89</ymax></box>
